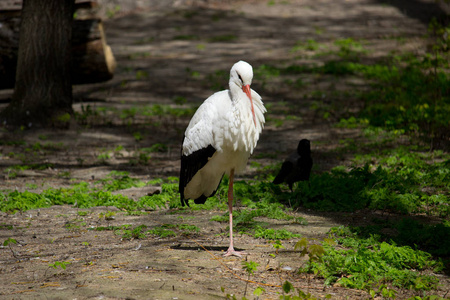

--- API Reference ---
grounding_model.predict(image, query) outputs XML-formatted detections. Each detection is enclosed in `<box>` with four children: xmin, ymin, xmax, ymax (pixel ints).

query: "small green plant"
<box><xmin>253</xmin><ymin>286</ymin><xmax>266</xmax><ymax>298</ymax></box>
<box><xmin>334</xmin><ymin>38</ymin><xmax>367</xmax><ymax>61</ymax></box>
<box><xmin>55</xmin><ymin>112</ymin><xmax>71</xmax><ymax>124</ymax></box>
<box><xmin>98</xmin><ymin>171</ymin><xmax>147</xmax><ymax>191</ymax></box>
<box><xmin>0</xmin><ymin>224</ymin><xmax>14</xmax><ymax>230</ymax></box>
<box><xmin>25</xmin><ymin>183</ymin><xmax>38</xmax><ymax>190</ymax></box>
<box><xmin>173</xmin><ymin>96</ymin><xmax>187</xmax><ymax>105</ymax></box>
<box><xmin>242</xmin><ymin>260</ymin><xmax>259</xmax><ymax>275</ymax></box>
<box><xmin>113</xmin><ymin>145</ymin><xmax>124</xmax><ymax>157</ymax></box>
<box><xmin>280</xmin><ymin>280</ymin><xmax>322</xmax><ymax>300</ymax></box>
<box><xmin>196</xmin><ymin>44</ymin><xmax>205</xmax><ymax>51</ymax></box>
<box><xmin>97</xmin><ymin>151</ymin><xmax>111</xmax><ymax>164</ymax></box>
<box><xmin>135</xmin><ymin>70</ymin><xmax>149</xmax><ymax>80</ymax></box>
<box><xmin>222</xmin><ymin>286</ymin><xmax>238</xmax><ymax>300</ymax></box>
<box><xmin>272</xmin><ymin>240</ymin><xmax>285</xmax><ymax>254</ymax></box>
<box><xmin>45</xmin><ymin>261</ymin><xmax>72</xmax><ymax>278</ymax></box>
<box><xmin>291</xmin><ymin>39</ymin><xmax>321</xmax><ymax>52</ymax></box>
<box><xmin>132</xmin><ymin>131</ymin><xmax>143</xmax><ymax>142</ymax></box>
<box><xmin>368</xmin><ymin>284</ymin><xmax>398</xmax><ymax>300</ymax></box>
<box><xmin>128</xmin><ymin>52</ymin><xmax>151</xmax><ymax>60</ymax></box>
<box><xmin>146</xmin><ymin>143</ymin><xmax>168</xmax><ymax>153</ymax></box>
<box><xmin>253</xmin><ymin>226</ymin><xmax>300</xmax><ymax>240</ymax></box>
<box><xmin>295</xmin><ymin>238</ymin><xmax>326</xmax><ymax>264</ymax></box>
<box><xmin>122</xmin><ymin>224</ymin><xmax>148</xmax><ymax>239</ymax></box>
<box><xmin>48</xmin><ymin>261</ymin><xmax>71</xmax><ymax>270</ymax></box>
<box><xmin>3</xmin><ymin>237</ymin><xmax>18</xmax><ymax>258</ymax></box>
<box><xmin>241</xmin><ymin>260</ymin><xmax>260</xmax><ymax>297</ymax></box>
<box><xmin>91</xmin><ymin>224</ymin><xmax>149</xmax><ymax>240</ymax></box>
<box><xmin>146</xmin><ymin>226</ymin><xmax>176</xmax><ymax>238</ymax></box>
<box><xmin>75</xmin><ymin>104</ymin><xmax>99</xmax><ymax>125</ymax></box>
<box><xmin>58</xmin><ymin>171</ymin><xmax>71</xmax><ymax>178</ymax></box>
<box><xmin>106</xmin><ymin>5</ymin><xmax>121</xmax><ymax>18</ymax></box>
<box><xmin>99</xmin><ymin>211</ymin><xmax>116</xmax><ymax>220</ymax></box>
<box><xmin>64</xmin><ymin>218</ymin><xmax>87</xmax><ymax>231</ymax></box>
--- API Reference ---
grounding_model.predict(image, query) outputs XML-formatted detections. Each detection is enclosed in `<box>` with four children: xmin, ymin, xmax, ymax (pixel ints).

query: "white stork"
<box><xmin>179</xmin><ymin>61</ymin><xmax>266</xmax><ymax>257</ymax></box>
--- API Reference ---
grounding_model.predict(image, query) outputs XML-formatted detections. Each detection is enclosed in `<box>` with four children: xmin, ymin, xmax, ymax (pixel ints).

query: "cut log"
<box><xmin>71</xmin><ymin>19</ymin><xmax>116</xmax><ymax>84</ymax></box>
<box><xmin>0</xmin><ymin>16</ymin><xmax>116</xmax><ymax>89</ymax></box>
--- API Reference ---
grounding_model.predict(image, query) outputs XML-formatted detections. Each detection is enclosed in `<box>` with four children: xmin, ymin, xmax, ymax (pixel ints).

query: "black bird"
<box><xmin>273</xmin><ymin>139</ymin><xmax>313</xmax><ymax>191</ymax></box>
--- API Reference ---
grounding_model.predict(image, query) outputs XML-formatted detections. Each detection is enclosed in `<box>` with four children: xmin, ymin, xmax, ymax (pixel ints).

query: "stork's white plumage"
<box><xmin>179</xmin><ymin>61</ymin><xmax>266</xmax><ymax>257</ymax></box>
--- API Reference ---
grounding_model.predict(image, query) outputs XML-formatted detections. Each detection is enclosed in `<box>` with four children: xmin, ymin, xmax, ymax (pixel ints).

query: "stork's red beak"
<box><xmin>242</xmin><ymin>84</ymin><xmax>256</xmax><ymax>126</ymax></box>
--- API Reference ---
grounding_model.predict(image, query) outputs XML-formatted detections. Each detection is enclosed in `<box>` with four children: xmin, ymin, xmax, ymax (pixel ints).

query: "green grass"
<box><xmin>349</xmin><ymin>218</ymin><xmax>450</xmax><ymax>258</ymax></box>
<box><xmin>281</xmin><ymin>146</ymin><xmax>449</xmax><ymax>217</ymax></box>
<box><xmin>334</xmin><ymin>58</ymin><xmax>450</xmax><ymax>144</ymax></box>
<box><xmin>258</xmin><ymin>30</ymin><xmax>449</xmax><ymax>147</ymax></box>
<box><xmin>0</xmin><ymin>171</ymin><xmax>181</xmax><ymax>213</ymax></box>
<box><xmin>252</xmin><ymin>226</ymin><xmax>300</xmax><ymax>240</ymax></box>
<box><xmin>326</xmin><ymin>54</ymin><xmax>448</xmax><ymax>145</ymax></box>
<box><xmin>146</xmin><ymin>226</ymin><xmax>176</xmax><ymax>238</ymax></box>
<box><xmin>290</xmin><ymin>37</ymin><xmax>368</xmax><ymax>60</ymax></box>
<box><xmin>299</xmin><ymin>227</ymin><xmax>443</xmax><ymax>291</ymax></box>
<box><xmin>96</xmin><ymin>171</ymin><xmax>147</xmax><ymax>191</ymax></box>
<box><xmin>291</xmin><ymin>39</ymin><xmax>322</xmax><ymax>52</ymax></box>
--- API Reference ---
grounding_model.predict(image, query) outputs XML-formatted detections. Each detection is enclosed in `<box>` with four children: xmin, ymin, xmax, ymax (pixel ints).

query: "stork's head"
<box><xmin>229</xmin><ymin>61</ymin><xmax>256</xmax><ymax>126</ymax></box>
<box><xmin>230</xmin><ymin>61</ymin><xmax>253</xmax><ymax>88</ymax></box>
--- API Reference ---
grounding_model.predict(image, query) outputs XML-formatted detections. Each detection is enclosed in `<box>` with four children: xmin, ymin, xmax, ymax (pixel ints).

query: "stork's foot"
<box><xmin>223</xmin><ymin>247</ymin><xmax>247</xmax><ymax>258</ymax></box>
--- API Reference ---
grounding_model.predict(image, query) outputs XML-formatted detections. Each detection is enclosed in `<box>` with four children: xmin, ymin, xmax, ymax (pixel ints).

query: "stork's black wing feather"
<box><xmin>272</xmin><ymin>161</ymin><xmax>294</xmax><ymax>184</ymax></box>
<box><xmin>179</xmin><ymin>138</ymin><xmax>216</xmax><ymax>206</ymax></box>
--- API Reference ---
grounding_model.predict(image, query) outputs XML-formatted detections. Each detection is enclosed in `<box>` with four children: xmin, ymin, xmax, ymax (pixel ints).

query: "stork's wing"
<box><xmin>179</xmin><ymin>96</ymin><xmax>224</xmax><ymax>206</ymax></box>
<box><xmin>181</xmin><ymin>92</ymin><xmax>229</xmax><ymax>155</ymax></box>
<box><xmin>179</xmin><ymin>139</ymin><xmax>216</xmax><ymax>206</ymax></box>
<box><xmin>273</xmin><ymin>160</ymin><xmax>294</xmax><ymax>184</ymax></box>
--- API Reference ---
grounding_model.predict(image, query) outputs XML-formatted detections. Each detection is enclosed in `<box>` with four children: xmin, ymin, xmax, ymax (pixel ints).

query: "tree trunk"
<box><xmin>0</xmin><ymin>0</ymin><xmax>75</xmax><ymax>128</ymax></box>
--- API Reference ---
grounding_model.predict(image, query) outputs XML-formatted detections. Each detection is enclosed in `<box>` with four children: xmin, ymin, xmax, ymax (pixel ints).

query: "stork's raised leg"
<box><xmin>223</xmin><ymin>169</ymin><xmax>247</xmax><ymax>257</ymax></box>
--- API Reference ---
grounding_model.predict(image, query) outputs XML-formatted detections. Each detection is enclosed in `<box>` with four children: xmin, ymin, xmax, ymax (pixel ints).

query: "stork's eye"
<box><xmin>238</xmin><ymin>74</ymin><xmax>243</xmax><ymax>83</ymax></box>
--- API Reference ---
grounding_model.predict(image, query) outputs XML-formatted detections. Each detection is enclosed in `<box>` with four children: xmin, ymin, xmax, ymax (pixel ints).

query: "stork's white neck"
<box><xmin>229</xmin><ymin>83</ymin><xmax>244</xmax><ymax>102</ymax></box>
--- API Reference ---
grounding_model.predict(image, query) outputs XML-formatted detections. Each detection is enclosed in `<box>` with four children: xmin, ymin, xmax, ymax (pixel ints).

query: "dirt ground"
<box><xmin>0</xmin><ymin>0</ymin><xmax>449</xmax><ymax>299</ymax></box>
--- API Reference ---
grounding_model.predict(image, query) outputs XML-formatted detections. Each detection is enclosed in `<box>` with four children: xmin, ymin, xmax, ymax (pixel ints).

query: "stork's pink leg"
<box><xmin>223</xmin><ymin>169</ymin><xmax>247</xmax><ymax>257</ymax></box>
